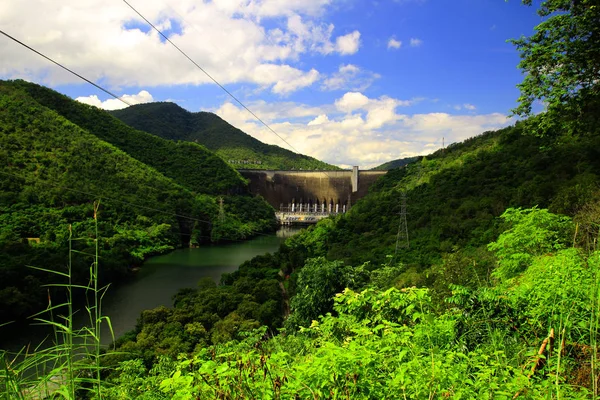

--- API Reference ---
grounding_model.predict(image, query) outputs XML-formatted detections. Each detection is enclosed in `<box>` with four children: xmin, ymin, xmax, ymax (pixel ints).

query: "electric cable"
<box><xmin>0</xmin><ymin>170</ymin><xmax>287</xmax><ymax>241</ymax></box>
<box><xmin>0</xmin><ymin>29</ymin><xmax>131</xmax><ymax>108</ymax></box>
<box><xmin>121</xmin><ymin>0</ymin><xmax>340</xmax><ymax>181</ymax></box>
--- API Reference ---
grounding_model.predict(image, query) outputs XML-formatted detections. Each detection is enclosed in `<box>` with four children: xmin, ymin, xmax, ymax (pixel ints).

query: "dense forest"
<box><xmin>3</xmin><ymin>0</ymin><xmax>600</xmax><ymax>398</ymax></box>
<box><xmin>110</xmin><ymin>102</ymin><xmax>340</xmax><ymax>171</ymax></box>
<box><xmin>371</xmin><ymin>156</ymin><xmax>419</xmax><ymax>170</ymax></box>
<box><xmin>100</xmin><ymin>111</ymin><xmax>600</xmax><ymax>398</ymax></box>
<box><xmin>0</xmin><ymin>81</ymin><xmax>276</xmax><ymax>327</ymax></box>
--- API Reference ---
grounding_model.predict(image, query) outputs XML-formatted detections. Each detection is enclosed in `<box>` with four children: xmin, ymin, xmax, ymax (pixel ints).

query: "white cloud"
<box><xmin>335</xmin><ymin>31</ymin><xmax>361</xmax><ymax>55</ymax></box>
<box><xmin>387</xmin><ymin>38</ymin><xmax>402</xmax><ymax>50</ymax></box>
<box><xmin>308</xmin><ymin>114</ymin><xmax>330</xmax><ymax>126</ymax></box>
<box><xmin>321</xmin><ymin>64</ymin><xmax>380</xmax><ymax>91</ymax></box>
<box><xmin>214</xmin><ymin>93</ymin><xmax>511</xmax><ymax>168</ymax></box>
<box><xmin>75</xmin><ymin>90</ymin><xmax>154</xmax><ymax>110</ymax></box>
<box><xmin>0</xmin><ymin>0</ymin><xmax>356</xmax><ymax>95</ymax></box>
<box><xmin>335</xmin><ymin>92</ymin><xmax>371</xmax><ymax>112</ymax></box>
<box><xmin>409</xmin><ymin>38</ymin><xmax>423</xmax><ymax>47</ymax></box>
<box><xmin>454</xmin><ymin>103</ymin><xmax>477</xmax><ymax>111</ymax></box>
<box><xmin>252</xmin><ymin>65</ymin><xmax>320</xmax><ymax>94</ymax></box>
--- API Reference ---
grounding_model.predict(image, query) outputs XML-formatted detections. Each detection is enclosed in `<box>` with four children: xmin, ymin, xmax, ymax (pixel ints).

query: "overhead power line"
<box><xmin>0</xmin><ymin>170</ymin><xmax>281</xmax><ymax>241</ymax></box>
<box><xmin>121</xmin><ymin>0</ymin><xmax>316</xmax><ymax>161</ymax></box>
<box><xmin>0</xmin><ymin>29</ymin><xmax>131</xmax><ymax>108</ymax></box>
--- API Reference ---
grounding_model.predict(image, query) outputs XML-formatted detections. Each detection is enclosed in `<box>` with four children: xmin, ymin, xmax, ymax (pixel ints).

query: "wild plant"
<box><xmin>0</xmin><ymin>201</ymin><xmax>114</xmax><ymax>399</ymax></box>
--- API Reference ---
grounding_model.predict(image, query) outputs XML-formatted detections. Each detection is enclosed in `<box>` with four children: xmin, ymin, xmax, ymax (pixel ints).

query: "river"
<box><xmin>1</xmin><ymin>227</ymin><xmax>299</xmax><ymax>351</ymax></box>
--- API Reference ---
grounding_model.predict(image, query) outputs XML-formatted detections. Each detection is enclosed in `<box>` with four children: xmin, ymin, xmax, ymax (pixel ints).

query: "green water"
<box><xmin>97</xmin><ymin>228</ymin><xmax>297</xmax><ymax>342</ymax></box>
<box><xmin>2</xmin><ymin>228</ymin><xmax>299</xmax><ymax>349</ymax></box>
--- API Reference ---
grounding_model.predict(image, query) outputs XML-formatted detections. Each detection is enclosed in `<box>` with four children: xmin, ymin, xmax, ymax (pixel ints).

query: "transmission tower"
<box><xmin>394</xmin><ymin>190</ymin><xmax>409</xmax><ymax>259</ymax></box>
<box><xmin>218</xmin><ymin>197</ymin><xmax>225</xmax><ymax>223</ymax></box>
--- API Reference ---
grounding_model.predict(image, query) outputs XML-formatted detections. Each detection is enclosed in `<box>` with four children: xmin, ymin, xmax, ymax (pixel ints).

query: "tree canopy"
<box><xmin>110</xmin><ymin>102</ymin><xmax>340</xmax><ymax>171</ymax></box>
<box><xmin>512</xmin><ymin>0</ymin><xmax>600</xmax><ymax>135</ymax></box>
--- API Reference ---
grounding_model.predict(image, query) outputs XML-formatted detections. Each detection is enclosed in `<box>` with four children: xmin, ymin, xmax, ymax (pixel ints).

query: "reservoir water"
<box><xmin>1</xmin><ymin>228</ymin><xmax>299</xmax><ymax>350</ymax></box>
<box><xmin>97</xmin><ymin>228</ymin><xmax>297</xmax><ymax>342</ymax></box>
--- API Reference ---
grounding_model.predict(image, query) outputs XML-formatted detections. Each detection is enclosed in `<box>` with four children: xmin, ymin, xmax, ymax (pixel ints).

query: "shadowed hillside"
<box><xmin>371</xmin><ymin>156</ymin><xmax>419</xmax><ymax>170</ymax></box>
<box><xmin>7</xmin><ymin>81</ymin><xmax>246</xmax><ymax>196</ymax></box>
<box><xmin>0</xmin><ymin>81</ymin><xmax>276</xmax><ymax>325</ymax></box>
<box><xmin>110</xmin><ymin>102</ymin><xmax>340</xmax><ymax>171</ymax></box>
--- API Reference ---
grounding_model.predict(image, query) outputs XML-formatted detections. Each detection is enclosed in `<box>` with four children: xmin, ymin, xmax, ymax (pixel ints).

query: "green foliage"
<box><xmin>104</xmin><ymin>279</ymin><xmax>595</xmax><ymax>398</ymax></box>
<box><xmin>502</xmin><ymin>248</ymin><xmax>596</xmax><ymax>340</ymax></box>
<box><xmin>287</xmin><ymin>257</ymin><xmax>354</xmax><ymax>328</ymax></box>
<box><xmin>371</xmin><ymin>156</ymin><xmax>419</xmax><ymax>170</ymax></box>
<box><xmin>0</xmin><ymin>80</ymin><xmax>275</xmax><ymax>326</ymax></box>
<box><xmin>487</xmin><ymin>207</ymin><xmax>573</xmax><ymax>280</ymax></box>
<box><xmin>511</xmin><ymin>0</ymin><xmax>600</xmax><ymax>136</ymax></box>
<box><xmin>110</xmin><ymin>102</ymin><xmax>340</xmax><ymax>171</ymax></box>
<box><xmin>1</xmin><ymin>217</ymin><xmax>115</xmax><ymax>400</ymax></box>
<box><xmin>6</xmin><ymin>80</ymin><xmax>246</xmax><ymax>195</ymax></box>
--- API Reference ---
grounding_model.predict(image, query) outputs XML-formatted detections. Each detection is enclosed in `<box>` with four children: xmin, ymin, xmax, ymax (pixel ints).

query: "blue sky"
<box><xmin>0</xmin><ymin>0</ymin><xmax>543</xmax><ymax>168</ymax></box>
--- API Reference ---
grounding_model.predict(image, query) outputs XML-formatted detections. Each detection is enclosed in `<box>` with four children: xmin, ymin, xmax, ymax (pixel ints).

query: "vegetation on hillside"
<box><xmin>110</xmin><ymin>102</ymin><xmax>340</xmax><ymax>171</ymax></box>
<box><xmin>3</xmin><ymin>0</ymin><xmax>600</xmax><ymax>398</ymax></box>
<box><xmin>371</xmin><ymin>156</ymin><xmax>419</xmax><ymax>170</ymax></box>
<box><xmin>0</xmin><ymin>82</ymin><xmax>275</xmax><ymax>326</ymax></box>
<box><xmin>6</xmin><ymin>80</ymin><xmax>247</xmax><ymax>196</ymax></box>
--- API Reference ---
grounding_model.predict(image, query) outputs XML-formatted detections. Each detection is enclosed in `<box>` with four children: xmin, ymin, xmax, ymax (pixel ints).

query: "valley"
<box><xmin>1</xmin><ymin>0</ymin><xmax>600</xmax><ymax>398</ymax></box>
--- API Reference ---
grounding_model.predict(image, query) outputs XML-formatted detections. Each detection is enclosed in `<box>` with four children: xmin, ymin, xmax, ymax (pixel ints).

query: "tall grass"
<box><xmin>0</xmin><ymin>202</ymin><xmax>114</xmax><ymax>399</ymax></box>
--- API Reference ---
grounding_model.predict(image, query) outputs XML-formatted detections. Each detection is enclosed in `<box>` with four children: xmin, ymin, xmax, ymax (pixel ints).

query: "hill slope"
<box><xmin>0</xmin><ymin>81</ymin><xmax>275</xmax><ymax>325</ymax></box>
<box><xmin>110</xmin><ymin>102</ymin><xmax>340</xmax><ymax>170</ymax></box>
<box><xmin>6</xmin><ymin>81</ymin><xmax>246</xmax><ymax>196</ymax></box>
<box><xmin>281</xmin><ymin>119</ymin><xmax>600</xmax><ymax>288</ymax></box>
<box><xmin>371</xmin><ymin>156</ymin><xmax>419</xmax><ymax>170</ymax></box>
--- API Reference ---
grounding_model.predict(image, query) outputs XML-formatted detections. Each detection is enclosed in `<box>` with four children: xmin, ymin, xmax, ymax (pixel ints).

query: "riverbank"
<box><xmin>0</xmin><ymin>227</ymin><xmax>301</xmax><ymax>352</ymax></box>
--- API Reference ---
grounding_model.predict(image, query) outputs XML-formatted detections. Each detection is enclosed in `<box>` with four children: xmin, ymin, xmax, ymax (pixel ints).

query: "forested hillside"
<box><xmin>3</xmin><ymin>0</ymin><xmax>600</xmax><ymax>398</ymax></box>
<box><xmin>99</xmin><ymin>113</ymin><xmax>600</xmax><ymax>399</ymax></box>
<box><xmin>0</xmin><ymin>82</ymin><xmax>275</xmax><ymax>325</ymax></box>
<box><xmin>110</xmin><ymin>102</ymin><xmax>340</xmax><ymax>171</ymax></box>
<box><xmin>6</xmin><ymin>81</ymin><xmax>246</xmax><ymax>195</ymax></box>
<box><xmin>371</xmin><ymin>156</ymin><xmax>418</xmax><ymax>170</ymax></box>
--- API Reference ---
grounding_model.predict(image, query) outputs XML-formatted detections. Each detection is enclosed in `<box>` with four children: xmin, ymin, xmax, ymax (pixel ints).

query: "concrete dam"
<box><xmin>239</xmin><ymin>168</ymin><xmax>387</xmax><ymax>224</ymax></box>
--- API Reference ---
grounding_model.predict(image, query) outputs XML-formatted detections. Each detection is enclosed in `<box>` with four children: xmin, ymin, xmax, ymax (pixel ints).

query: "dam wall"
<box><xmin>239</xmin><ymin>169</ymin><xmax>387</xmax><ymax>210</ymax></box>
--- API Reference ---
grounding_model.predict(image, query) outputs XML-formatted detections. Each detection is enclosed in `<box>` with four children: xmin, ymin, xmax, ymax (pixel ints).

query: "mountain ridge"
<box><xmin>0</xmin><ymin>80</ymin><xmax>276</xmax><ymax>324</ymax></box>
<box><xmin>110</xmin><ymin>102</ymin><xmax>341</xmax><ymax>171</ymax></box>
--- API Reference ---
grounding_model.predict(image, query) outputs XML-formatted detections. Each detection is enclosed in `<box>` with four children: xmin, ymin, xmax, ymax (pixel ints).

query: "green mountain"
<box><xmin>6</xmin><ymin>2</ymin><xmax>600</xmax><ymax>395</ymax></box>
<box><xmin>371</xmin><ymin>156</ymin><xmax>419</xmax><ymax>170</ymax></box>
<box><xmin>109</xmin><ymin>102</ymin><xmax>340</xmax><ymax>170</ymax></box>
<box><xmin>104</xmin><ymin>116</ymin><xmax>600</xmax><ymax>397</ymax></box>
<box><xmin>305</xmin><ymin>123</ymin><xmax>600</xmax><ymax>273</ymax></box>
<box><xmin>9</xmin><ymin>81</ymin><xmax>246</xmax><ymax>196</ymax></box>
<box><xmin>0</xmin><ymin>81</ymin><xmax>275</xmax><ymax>324</ymax></box>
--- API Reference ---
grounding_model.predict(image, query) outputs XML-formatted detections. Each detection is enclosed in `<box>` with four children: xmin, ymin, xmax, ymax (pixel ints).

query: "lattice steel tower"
<box><xmin>394</xmin><ymin>190</ymin><xmax>409</xmax><ymax>259</ymax></box>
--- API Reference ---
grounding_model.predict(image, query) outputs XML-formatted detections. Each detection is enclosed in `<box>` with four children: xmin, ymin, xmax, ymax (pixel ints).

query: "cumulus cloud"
<box><xmin>335</xmin><ymin>92</ymin><xmax>371</xmax><ymax>112</ymax></box>
<box><xmin>387</xmin><ymin>38</ymin><xmax>402</xmax><ymax>50</ymax></box>
<box><xmin>410</xmin><ymin>38</ymin><xmax>423</xmax><ymax>47</ymax></box>
<box><xmin>321</xmin><ymin>64</ymin><xmax>380</xmax><ymax>91</ymax></box>
<box><xmin>335</xmin><ymin>31</ymin><xmax>361</xmax><ymax>55</ymax></box>
<box><xmin>214</xmin><ymin>93</ymin><xmax>510</xmax><ymax>168</ymax></box>
<box><xmin>0</xmin><ymin>0</ymin><xmax>359</xmax><ymax>95</ymax></box>
<box><xmin>76</xmin><ymin>90</ymin><xmax>154</xmax><ymax>110</ymax></box>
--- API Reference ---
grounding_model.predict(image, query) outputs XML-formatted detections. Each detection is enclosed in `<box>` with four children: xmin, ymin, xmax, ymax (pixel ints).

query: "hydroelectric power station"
<box><xmin>239</xmin><ymin>167</ymin><xmax>387</xmax><ymax>225</ymax></box>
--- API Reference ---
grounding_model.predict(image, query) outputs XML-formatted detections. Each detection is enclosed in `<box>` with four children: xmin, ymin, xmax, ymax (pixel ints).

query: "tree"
<box><xmin>487</xmin><ymin>207</ymin><xmax>573</xmax><ymax>280</ymax></box>
<box><xmin>511</xmin><ymin>0</ymin><xmax>600</xmax><ymax>135</ymax></box>
<box><xmin>287</xmin><ymin>257</ymin><xmax>352</xmax><ymax>328</ymax></box>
